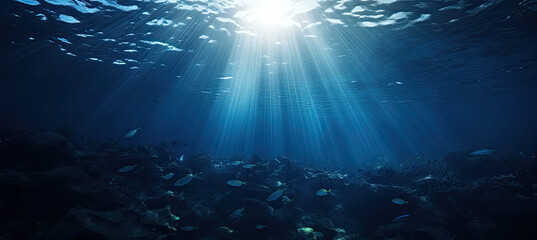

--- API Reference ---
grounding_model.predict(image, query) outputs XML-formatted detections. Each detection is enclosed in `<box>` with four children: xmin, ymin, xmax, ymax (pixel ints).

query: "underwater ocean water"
<box><xmin>1</xmin><ymin>0</ymin><xmax>537</xmax><ymax>239</ymax></box>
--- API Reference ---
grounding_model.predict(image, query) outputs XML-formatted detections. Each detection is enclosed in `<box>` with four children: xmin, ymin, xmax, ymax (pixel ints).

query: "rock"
<box><xmin>0</xmin><ymin>132</ymin><xmax>76</xmax><ymax>170</ymax></box>
<box><xmin>68</xmin><ymin>207</ymin><xmax>158</xmax><ymax>239</ymax></box>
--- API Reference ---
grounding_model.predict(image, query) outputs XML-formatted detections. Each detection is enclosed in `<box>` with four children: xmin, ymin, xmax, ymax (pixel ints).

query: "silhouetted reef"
<box><xmin>0</xmin><ymin>130</ymin><xmax>536</xmax><ymax>240</ymax></box>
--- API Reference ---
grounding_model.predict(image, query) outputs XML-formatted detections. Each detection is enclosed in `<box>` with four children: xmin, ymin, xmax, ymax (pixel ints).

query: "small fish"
<box><xmin>391</xmin><ymin>198</ymin><xmax>408</xmax><ymax>205</ymax></box>
<box><xmin>118</xmin><ymin>152</ymin><xmax>131</xmax><ymax>158</ymax></box>
<box><xmin>174</xmin><ymin>174</ymin><xmax>193</xmax><ymax>186</ymax></box>
<box><xmin>161</xmin><ymin>172</ymin><xmax>174</xmax><ymax>180</ymax></box>
<box><xmin>392</xmin><ymin>214</ymin><xmax>410</xmax><ymax>222</ymax></box>
<box><xmin>231</xmin><ymin>160</ymin><xmax>243</xmax><ymax>166</ymax></box>
<box><xmin>254</xmin><ymin>224</ymin><xmax>266</xmax><ymax>230</ymax></box>
<box><xmin>217</xmin><ymin>226</ymin><xmax>236</xmax><ymax>236</ymax></box>
<box><xmin>242</xmin><ymin>163</ymin><xmax>256</xmax><ymax>169</ymax></box>
<box><xmin>282</xmin><ymin>195</ymin><xmax>293</xmax><ymax>205</ymax></box>
<box><xmin>470</xmin><ymin>149</ymin><xmax>496</xmax><ymax>156</ymax></box>
<box><xmin>181</xmin><ymin>226</ymin><xmax>198</xmax><ymax>231</ymax></box>
<box><xmin>124</xmin><ymin>127</ymin><xmax>141</xmax><ymax>138</ymax></box>
<box><xmin>226</xmin><ymin>180</ymin><xmax>246</xmax><ymax>187</ymax></box>
<box><xmin>179</xmin><ymin>154</ymin><xmax>184</xmax><ymax>162</ymax></box>
<box><xmin>266</xmin><ymin>189</ymin><xmax>284</xmax><ymax>201</ymax></box>
<box><xmin>314</xmin><ymin>231</ymin><xmax>325</xmax><ymax>238</ymax></box>
<box><xmin>118</xmin><ymin>165</ymin><xmax>136</xmax><ymax>173</ymax></box>
<box><xmin>417</xmin><ymin>175</ymin><xmax>433</xmax><ymax>181</ymax></box>
<box><xmin>230</xmin><ymin>207</ymin><xmax>244</xmax><ymax>218</ymax></box>
<box><xmin>315</xmin><ymin>189</ymin><xmax>331</xmax><ymax>196</ymax></box>
<box><xmin>298</xmin><ymin>227</ymin><xmax>315</xmax><ymax>235</ymax></box>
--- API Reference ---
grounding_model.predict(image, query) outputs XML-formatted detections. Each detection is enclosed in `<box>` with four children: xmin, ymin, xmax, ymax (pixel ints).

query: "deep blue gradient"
<box><xmin>1</xmin><ymin>0</ymin><xmax>536</xmax><ymax>169</ymax></box>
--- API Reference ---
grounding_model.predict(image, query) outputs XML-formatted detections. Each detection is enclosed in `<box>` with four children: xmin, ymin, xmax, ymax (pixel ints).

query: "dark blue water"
<box><xmin>1</xmin><ymin>0</ymin><xmax>536</xmax><ymax>168</ymax></box>
<box><xmin>1</xmin><ymin>1</ymin><xmax>537</xmax><ymax>239</ymax></box>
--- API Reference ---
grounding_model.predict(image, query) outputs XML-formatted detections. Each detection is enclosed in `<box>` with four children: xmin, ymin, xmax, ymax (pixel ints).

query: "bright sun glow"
<box><xmin>236</xmin><ymin>0</ymin><xmax>296</xmax><ymax>27</ymax></box>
